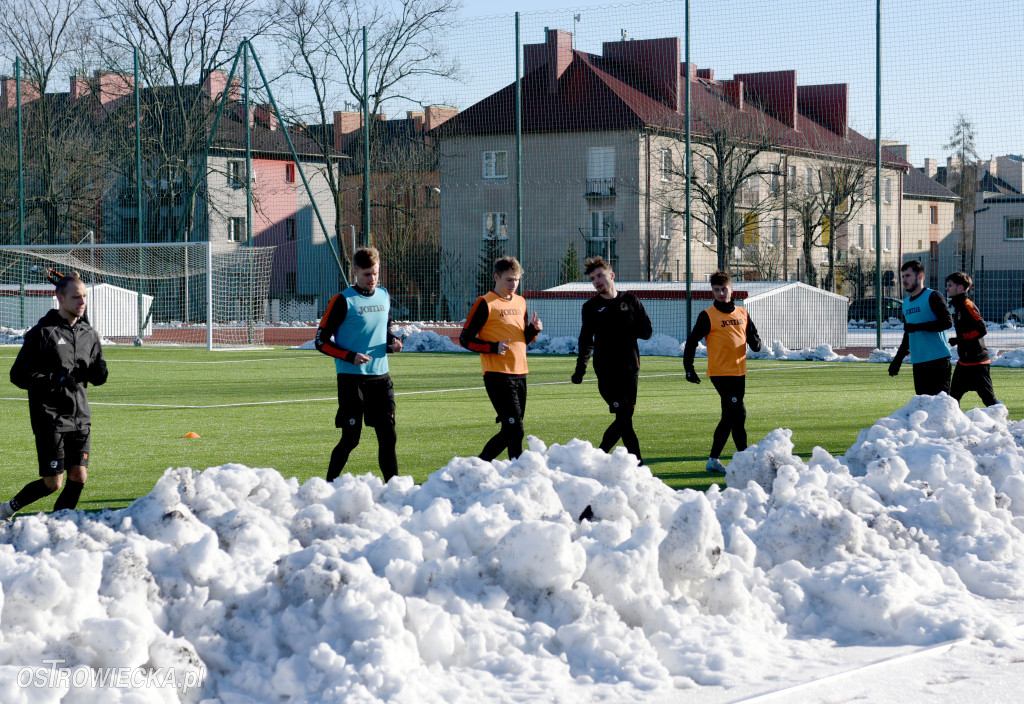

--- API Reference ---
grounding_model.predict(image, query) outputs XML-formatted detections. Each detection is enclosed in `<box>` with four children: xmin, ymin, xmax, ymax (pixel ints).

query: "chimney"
<box><xmin>333</xmin><ymin>111</ymin><xmax>363</xmax><ymax>150</ymax></box>
<box><xmin>696</xmin><ymin>68</ymin><xmax>714</xmax><ymax>80</ymax></box>
<box><xmin>69</xmin><ymin>75</ymin><xmax>90</xmax><ymax>104</ymax></box>
<box><xmin>407</xmin><ymin>110</ymin><xmax>424</xmax><ymax>132</ymax></box>
<box><xmin>255</xmin><ymin>104</ymin><xmax>278</xmax><ymax>130</ymax></box>
<box><xmin>523</xmin><ymin>28</ymin><xmax>573</xmax><ymax>94</ymax></box>
<box><xmin>1</xmin><ymin>76</ymin><xmax>41</xmax><ymax>109</ymax></box>
<box><xmin>203</xmin><ymin>70</ymin><xmax>241</xmax><ymax>101</ymax></box>
<box><xmin>424</xmin><ymin>106</ymin><xmax>457</xmax><ymax>132</ymax></box>
<box><xmin>734</xmin><ymin>70</ymin><xmax>797</xmax><ymax>129</ymax></box>
<box><xmin>882</xmin><ymin>142</ymin><xmax>908</xmax><ymax>162</ymax></box>
<box><xmin>602</xmin><ymin>37</ymin><xmax>681</xmax><ymax>111</ymax></box>
<box><xmin>721</xmin><ymin>79</ymin><xmax>744</xmax><ymax>111</ymax></box>
<box><xmin>94</xmin><ymin>71</ymin><xmax>134</xmax><ymax>105</ymax></box>
<box><xmin>923</xmin><ymin>158</ymin><xmax>937</xmax><ymax>178</ymax></box>
<box><xmin>797</xmin><ymin>84</ymin><xmax>848</xmax><ymax>138</ymax></box>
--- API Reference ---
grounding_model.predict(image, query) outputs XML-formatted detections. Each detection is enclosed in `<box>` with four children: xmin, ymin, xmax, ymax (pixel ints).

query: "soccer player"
<box><xmin>683</xmin><ymin>270</ymin><xmax>762</xmax><ymax>474</ymax></box>
<box><xmin>946</xmin><ymin>271</ymin><xmax>998</xmax><ymax>407</ymax></box>
<box><xmin>315</xmin><ymin>247</ymin><xmax>403</xmax><ymax>483</ymax></box>
<box><xmin>460</xmin><ymin>256</ymin><xmax>542</xmax><ymax>461</ymax></box>
<box><xmin>888</xmin><ymin>259</ymin><xmax>953</xmax><ymax>396</ymax></box>
<box><xmin>1</xmin><ymin>274</ymin><xmax>108</xmax><ymax>521</ymax></box>
<box><xmin>572</xmin><ymin>256</ymin><xmax>653</xmax><ymax>462</ymax></box>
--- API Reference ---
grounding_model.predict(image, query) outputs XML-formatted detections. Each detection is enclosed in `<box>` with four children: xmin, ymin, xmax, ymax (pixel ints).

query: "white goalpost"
<box><xmin>0</xmin><ymin>242</ymin><xmax>274</xmax><ymax>349</ymax></box>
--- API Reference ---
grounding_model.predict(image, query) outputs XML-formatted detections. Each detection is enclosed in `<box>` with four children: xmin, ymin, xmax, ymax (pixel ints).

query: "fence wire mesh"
<box><xmin>1</xmin><ymin>0</ymin><xmax>1022</xmax><ymax>351</ymax></box>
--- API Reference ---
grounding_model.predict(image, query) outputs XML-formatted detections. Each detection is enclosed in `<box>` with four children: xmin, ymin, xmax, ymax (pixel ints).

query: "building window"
<box><xmin>787</xmin><ymin>219</ymin><xmax>796</xmax><ymax>248</ymax></box>
<box><xmin>857</xmin><ymin>223</ymin><xmax>865</xmax><ymax>250</ymax></box>
<box><xmin>1006</xmin><ymin>216</ymin><xmax>1024</xmax><ymax>240</ymax></box>
<box><xmin>587</xmin><ymin>146</ymin><xmax>615</xmax><ymax>195</ymax></box>
<box><xmin>285</xmin><ymin>272</ymin><xmax>297</xmax><ymax>293</ymax></box>
<box><xmin>930</xmin><ymin>205</ymin><xmax>938</xmax><ymax>225</ymax></box>
<box><xmin>660</xmin><ymin>211</ymin><xmax>672</xmax><ymax>240</ymax></box>
<box><xmin>703</xmin><ymin>222</ymin><xmax>715</xmax><ymax>245</ymax></box>
<box><xmin>285</xmin><ymin>163</ymin><xmax>296</xmax><ymax>183</ymax></box>
<box><xmin>884</xmin><ymin>177</ymin><xmax>891</xmax><ymax>203</ymax></box>
<box><xmin>228</xmin><ymin>217</ymin><xmax>247</xmax><ymax>242</ymax></box>
<box><xmin>227</xmin><ymin>160</ymin><xmax>245</xmax><ymax>188</ymax></box>
<box><xmin>483</xmin><ymin>212</ymin><xmax>508</xmax><ymax>239</ymax></box>
<box><xmin>805</xmin><ymin>166</ymin><xmax>814</xmax><ymax>194</ymax></box>
<box><xmin>769</xmin><ymin>163</ymin><xmax>780</xmax><ymax>194</ymax></box>
<box><xmin>660</xmin><ymin>149</ymin><xmax>672</xmax><ymax>181</ymax></box>
<box><xmin>770</xmin><ymin>218</ymin><xmax>779</xmax><ymax>246</ymax></box>
<box><xmin>870</xmin><ymin>225</ymin><xmax>876</xmax><ymax>251</ymax></box>
<box><xmin>482</xmin><ymin>151</ymin><xmax>508</xmax><ymax>179</ymax></box>
<box><xmin>885</xmin><ymin>225</ymin><xmax>892</xmax><ymax>251</ymax></box>
<box><xmin>787</xmin><ymin>164</ymin><xmax>796</xmax><ymax>190</ymax></box>
<box><xmin>286</xmin><ymin>218</ymin><xmax>296</xmax><ymax>240</ymax></box>
<box><xmin>703</xmin><ymin>154</ymin><xmax>714</xmax><ymax>183</ymax></box>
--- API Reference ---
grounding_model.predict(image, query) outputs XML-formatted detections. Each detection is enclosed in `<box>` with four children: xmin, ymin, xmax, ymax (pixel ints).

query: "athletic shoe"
<box><xmin>705</xmin><ymin>457</ymin><xmax>727</xmax><ymax>474</ymax></box>
<box><xmin>0</xmin><ymin>501</ymin><xmax>14</xmax><ymax>521</ymax></box>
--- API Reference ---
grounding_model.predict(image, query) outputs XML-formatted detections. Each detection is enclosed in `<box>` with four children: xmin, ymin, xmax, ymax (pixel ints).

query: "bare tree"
<box><xmin>655</xmin><ymin>95</ymin><xmax>780</xmax><ymax>275</ymax></box>
<box><xmin>89</xmin><ymin>0</ymin><xmax>269</xmax><ymax>243</ymax></box>
<box><xmin>944</xmin><ymin>114</ymin><xmax>978</xmax><ymax>272</ymax></box>
<box><xmin>0</xmin><ymin>0</ymin><xmax>107</xmax><ymax>244</ymax></box>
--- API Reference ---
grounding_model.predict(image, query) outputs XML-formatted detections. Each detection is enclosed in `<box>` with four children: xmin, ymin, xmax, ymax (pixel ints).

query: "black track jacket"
<box><xmin>10</xmin><ymin>309</ymin><xmax>108</xmax><ymax>434</ymax></box>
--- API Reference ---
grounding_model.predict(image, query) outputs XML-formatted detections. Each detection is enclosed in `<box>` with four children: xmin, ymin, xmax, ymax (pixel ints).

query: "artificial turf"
<box><xmin>0</xmin><ymin>346</ymin><xmax>1019</xmax><ymax>511</ymax></box>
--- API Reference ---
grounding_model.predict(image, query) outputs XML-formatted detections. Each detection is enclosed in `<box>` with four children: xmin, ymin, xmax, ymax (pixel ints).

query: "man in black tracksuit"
<box><xmin>572</xmin><ymin>256</ymin><xmax>653</xmax><ymax>463</ymax></box>
<box><xmin>1</xmin><ymin>274</ymin><xmax>108</xmax><ymax>520</ymax></box>
<box><xmin>946</xmin><ymin>271</ymin><xmax>998</xmax><ymax>407</ymax></box>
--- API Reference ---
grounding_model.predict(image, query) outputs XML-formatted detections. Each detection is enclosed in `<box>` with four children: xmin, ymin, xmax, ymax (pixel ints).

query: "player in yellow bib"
<box><xmin>683</xmin><ymin>270</ymin><xmax>762</xmax><ymax>474</ymax></box>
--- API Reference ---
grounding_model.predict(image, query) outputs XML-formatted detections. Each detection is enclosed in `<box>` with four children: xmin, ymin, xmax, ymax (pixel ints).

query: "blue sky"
<box><xmin>445</xmin><ymin>0</ymin><xmax>1022</xmax><ymax>166</ymax></box>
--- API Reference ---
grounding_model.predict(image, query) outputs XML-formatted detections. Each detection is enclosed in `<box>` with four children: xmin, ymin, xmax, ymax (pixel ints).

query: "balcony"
<box><xmin>584</xmin><ymin>177</ymin><xmax>616</xmax><ymax>198</ymax></box>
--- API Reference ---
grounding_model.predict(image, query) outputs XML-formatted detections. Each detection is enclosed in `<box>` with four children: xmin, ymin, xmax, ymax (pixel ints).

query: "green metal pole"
<box><xmin>135</xmin><ymin>48</ymin><xmax>145</xmax><ymax>340</ymax></box>
<box><xmin>515</xmin><ymin>12</ymin><xmax>523</xmax><ymax>263</ymax></box>
<box><xmin>16</xmin><ymin>58</ymin><xmax>25</xmax><ymax>327</ymax></box>
<box><xmin>247</xmin><ymin>44</ymin><xmax>345</xmax><ymax>278</ymax></box>
<box><xmin>362</xmin><ymin>26</ymin><xmax>370</xmax><ymax>247</ymax></box>
<box><xmin>244</xmin><ymin>40</ymin><xmax>255</xmax><ymax>345</ymax></box>
<box><xmin>684</xmin><ymin>0</ymin><xmax>692</xmax><ymax>334</ymax></box>
<box><xmin>875</xmin><ymin>0</ymin><xmax>882</xmax><ymax>350</ymax></box>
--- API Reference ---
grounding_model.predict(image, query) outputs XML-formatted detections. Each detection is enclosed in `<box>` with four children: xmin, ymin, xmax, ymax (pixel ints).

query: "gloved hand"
<box><xmin>87</xmin><ymin>359</ymin><xmax>108</xmax><ymax>386</ymax></box>
<box><xmin>58</xmin><ymin>371</ymin><xmax>80</xmax><ymax>390</ymax></box>
<box><xmin>685</xmin><ymin>368</ymin><xmax>701</xmax><ymax>384</ymax></box>
<box><xmin>948</xmin><ymin>337</ymin><xmax>958</xmax><ymax>347</ymax></box>
<box><xmin>888</xmin><ymin>357</ymin><xmax>902</xmax><ymax>377</ymax></box>
<box><xmin>904</xmin><ymin>322</ymin><xmax>920</xmax><ymax>333</ymax></box>
<box><xmin>570</xmin><ymin>369</ymin><xmax>584</xmax><ymax>384</ymax></box>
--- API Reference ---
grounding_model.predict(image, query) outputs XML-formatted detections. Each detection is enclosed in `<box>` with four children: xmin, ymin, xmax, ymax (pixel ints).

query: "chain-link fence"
<box><xmin>1</xmin><ymin>0</ymin><xmax>1022</xmax><ymax>350</ymax></box>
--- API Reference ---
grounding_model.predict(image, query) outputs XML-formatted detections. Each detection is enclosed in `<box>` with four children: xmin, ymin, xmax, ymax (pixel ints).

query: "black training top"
<box><xmin>574</xmin><ymin>291</ymin><xmax>653</xmax><ymax>376</ymax></box>
<box><xmin>949</xmin><ymin>293</ymin><xmax>989</xmax><ymax>365</ymax></box>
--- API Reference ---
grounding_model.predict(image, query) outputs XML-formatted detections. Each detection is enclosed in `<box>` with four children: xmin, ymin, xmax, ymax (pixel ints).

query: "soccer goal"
<box><xmin>0</xmin><ymin>242</ymin><xmax>274</xmax><ymax>348</ymax></box>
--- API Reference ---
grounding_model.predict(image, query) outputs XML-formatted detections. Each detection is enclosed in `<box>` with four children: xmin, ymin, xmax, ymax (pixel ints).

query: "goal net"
<box><xmin>0</xmin><ymin>243</ymin><xmax>274</xmax><ymax>348</ymax></box>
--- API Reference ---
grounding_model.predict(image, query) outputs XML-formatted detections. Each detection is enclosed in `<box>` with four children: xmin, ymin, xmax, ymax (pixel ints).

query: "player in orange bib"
<box><xmin>460</xmin><ymin>256</ymin><xmax>542</xmax><ymax>460</ymax></box>
<box><xmin>683</xmin><ymin>270</ymin><xmax>762</xmax><ymax>475</ymax></box>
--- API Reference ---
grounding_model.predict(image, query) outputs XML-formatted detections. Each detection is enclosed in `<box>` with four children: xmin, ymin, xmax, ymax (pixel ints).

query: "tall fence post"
<box><xmin>16</xmin><ymin>57</ymin><xmax>25</xmax><ymax>328</ymax></box>
<box><xmin>135</xmin><ymin>48</ymin><xmax>145</xmax><ymax>341</ymax></box>
<box><xmin>362</xmin><ymin>25</ymin><xmax>371</xmax><ymax>247</ymax></box>
<box><xmin>244</xmin><ymin>39</ymin><xmax>255</xmax><ymax>345</ymax></box>
<box><xmin>684</xmin><ymin>0</ymin><xmax>692</xmax><ymax>334</ymax></box>
<box><xmin>875</xmin><ymin>0</ymin><xmax>882</xmax><ymax>350</ymax></box>
<box><xmin>515</xmin><ymin>12</ymin><xmax>523</xmax><ymax>264</ymax></box>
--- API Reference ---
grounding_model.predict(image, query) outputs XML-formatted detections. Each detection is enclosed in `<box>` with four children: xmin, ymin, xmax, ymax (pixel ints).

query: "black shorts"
<box><xmin>484</xmin><ymin>373</ymin><xmax>527</xmax><ymax>425</ymax></box>
<box><xmin>35</xmin><ymin>428</ymin><xmax>91</xmax><ymax>476</ymax></box>
<box><xmin>597</xmin><ymin>371</ymin><xmax>638</xmax><ymax>413</ymax></box>
<box><xmin>336</xmin><ymin>374</ymin><xmax>396</xmax><ymax>429</ymax></box>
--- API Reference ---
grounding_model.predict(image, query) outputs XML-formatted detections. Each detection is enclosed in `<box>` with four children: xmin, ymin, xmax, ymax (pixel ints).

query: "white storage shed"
<box><xmin>0</xmin><ymin>283</ymin><xmax>154</xmax><ymax>338</ymax></box>
<box><xmin>527</xmin><ymin>281</ymin><xmax>848</xmax><ymax>349</ymax></box>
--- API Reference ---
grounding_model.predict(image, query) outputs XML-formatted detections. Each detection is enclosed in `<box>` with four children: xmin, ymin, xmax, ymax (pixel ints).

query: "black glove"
<box><xmin>904</xmin><ymin>322</ymin><xmax>920</xmax><ymax>333</ymax></box>
<box><xmin>948</xmin><ymin>337</ymin><xmax>958</xmax><ymax>347</ymax></box>
<box><xmin>58</xmin><ymin>371</ymin><xmax>80</xmax><ymax>390</ymax></box>
<box><xmin>88</xmin><ymin>359</ymin><xmax>108</xmax><ymax>386</ymax></box>
<box><xmin>570</xmin><ymin>369</ymin><xmax>584</xmax><ymax>384</ymax></box>
<box><xmin>888</xmin><ymin>357</ymin><xmax>902</xmax><ymax>377</ymax></box>
<box><xmin>685</xmin><ymin>368</ymin><xmax>701</xmax><ymax>384</ymax></box>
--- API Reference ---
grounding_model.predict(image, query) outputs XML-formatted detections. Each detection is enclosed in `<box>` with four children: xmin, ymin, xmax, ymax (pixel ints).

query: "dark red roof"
<box><xmin>439</xmin><ymin>47</ymin><xmax>907</xmax><ymax>169</ymax></box>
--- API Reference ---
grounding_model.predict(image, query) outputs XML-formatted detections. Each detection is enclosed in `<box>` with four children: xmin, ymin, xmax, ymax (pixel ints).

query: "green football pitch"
<box><xmin>0</xmin><ymin>347</ymin><xmax>1019</xmax><ymax>512</ymax></box>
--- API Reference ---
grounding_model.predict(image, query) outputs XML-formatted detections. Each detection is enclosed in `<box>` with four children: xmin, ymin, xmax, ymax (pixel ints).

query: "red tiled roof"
<box><xmin>439</xmin><ymin>48</ymin><xmax>907</xmax><ymax>169</ymax></box>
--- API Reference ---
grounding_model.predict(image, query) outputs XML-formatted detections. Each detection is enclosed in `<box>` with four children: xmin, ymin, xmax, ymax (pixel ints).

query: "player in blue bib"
<box><xmin>315</xmin><ymin>247</ymin><xmax>403</xmax><ymax>482</ymax></box>
<box><xmin>888</xmin><ymin>259</ymin><xmax>953</xmax><ymax>396</ymax></box>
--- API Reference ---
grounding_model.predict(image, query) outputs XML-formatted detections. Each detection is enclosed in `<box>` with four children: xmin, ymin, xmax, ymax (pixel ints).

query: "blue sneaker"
<box><xmin>705</xmin><ymin>457</ymin><xmax>726</xmax><ymax>474</ymax></box>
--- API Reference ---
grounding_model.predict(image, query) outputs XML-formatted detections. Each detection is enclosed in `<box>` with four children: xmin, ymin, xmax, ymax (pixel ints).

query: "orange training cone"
<box><xmin>184</xmin><ymin>432</ymin><xmax>201</xmax><ymax>438</ymax></box>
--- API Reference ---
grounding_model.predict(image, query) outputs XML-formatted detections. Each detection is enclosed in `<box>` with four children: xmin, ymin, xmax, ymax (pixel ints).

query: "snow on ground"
<box><xmin>2</xmin><ymin>395</ymin><xmax>1024</xmax><ymax>702</ymax></box>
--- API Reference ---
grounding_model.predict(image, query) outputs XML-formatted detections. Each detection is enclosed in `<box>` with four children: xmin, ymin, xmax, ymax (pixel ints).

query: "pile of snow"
<box><xmin>751</xmin><ymin>341</ymin><xmax>861</xmax><ymax>362</ymax></box>
<box><xmin>0</xmin><ymin>326</ymin><xmax>25</xmax><ymax>345</ymax></box>
<box><xmin>3</xmin><ymin>396</ymin><xmax>1024</xmax><ymax>701</ymax></box>
<box><xmin>993</xmin><ymin>349</ymin><xmax>1024</xmax><ymax>368</ymax></box>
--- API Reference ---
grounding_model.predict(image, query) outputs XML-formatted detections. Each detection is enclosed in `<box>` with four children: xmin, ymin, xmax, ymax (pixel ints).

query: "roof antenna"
<box><xmin>620</xmin><ymin>29</ymin><xmax>628</xmax><ymax>41</ymax></box>
<box><xmin>574</xmin><ymin>13</ymin><xmax>581</xmax><ymax>24</ymax></box>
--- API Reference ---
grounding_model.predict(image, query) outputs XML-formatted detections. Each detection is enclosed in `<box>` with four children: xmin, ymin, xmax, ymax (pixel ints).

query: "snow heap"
<box><xmin>2</xmin><ymin>395</ymin><xmax>1024</xmax><ymax>701</ymax></box>
<box><xmin>0</xmin><ymin>327</ymin><xmax>25</xmax><ymax>345</ymax></box>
